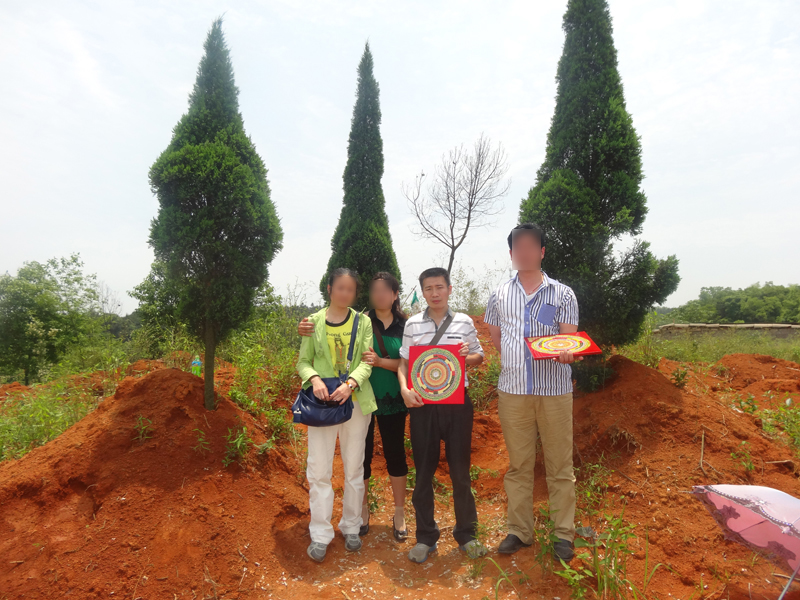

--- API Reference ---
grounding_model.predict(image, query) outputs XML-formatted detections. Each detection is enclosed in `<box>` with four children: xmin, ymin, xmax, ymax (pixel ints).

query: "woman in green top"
<box><xmin>360</xmin><ymin>272</ymin><xmax>408</xmax><ymax>541</ymax></box>
<box><xmin>299</xmin><ymin>272</ymin><xmax>409</xmax><ymax>542</ymax></box>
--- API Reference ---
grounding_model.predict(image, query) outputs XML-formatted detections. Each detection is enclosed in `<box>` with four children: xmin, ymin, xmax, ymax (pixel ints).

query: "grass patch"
<box><xmin>621</xmin><ymin>328</ymin><xmax>800</xmax><ymax>365</ymax></box>
<box><xmin>575</xmin><ymin>459</ymin><xmax>612</xmax><ymax>517</ymax></box>
<box><xmin>0</xmin><ymin>382</ymin><xmax>98</xmax><ymax>461</ymax></box>
<box><xmin>469</xmin><ymin>353</ymin><xmax>501</xmax><ymax>411</ymax></box>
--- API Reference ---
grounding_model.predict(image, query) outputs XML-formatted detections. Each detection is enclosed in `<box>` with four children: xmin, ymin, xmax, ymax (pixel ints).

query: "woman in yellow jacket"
<box><xmin>296</xmin><ymin>268</ymin><xmax>376</xmax><ymax>563</ymax></box>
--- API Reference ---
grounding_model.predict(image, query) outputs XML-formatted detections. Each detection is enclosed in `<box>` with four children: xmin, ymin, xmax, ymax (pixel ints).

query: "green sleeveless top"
<box><xmin>368</xmin><ymin>309</ymin><xmax>407</xmax><ymax>416</ymax></box>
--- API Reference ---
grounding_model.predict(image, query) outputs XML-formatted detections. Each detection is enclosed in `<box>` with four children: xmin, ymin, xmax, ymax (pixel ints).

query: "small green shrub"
<box><xmin>469</xmin><ymin>464</ymin><xmax>499</xmax><ymax>481</ymax></box>
<box><xmin>575</xmin><ymin>460</ymin><xmax>611</xmax><ymax>516</ymax></box>
<box><xmin>193</xmin><ymin>428</ymin><xmax>210</xmax><ymax>454</ymax></box>
<box><xmin>731</xmin><ymin>440</ymin><xmax>755</xmax><ymax>474</ymax></box>
<box><xmin>132</xmin><ymin>414</ymin><xmax>154</xmax><ymax>442</ymax></box>
<box><xmin>761</xmin><ymin>404</ymin><xmax>800</xmax><ymax>455</ymax></box>
<box><xmin>618</xmin><ymin>311</ymin><xmax>661</xmax><ymax>368</ymax></box>
<box><xmin>222</xmin><ymin>425</ymin><xmax>252</xmax><ymax>467</ymax></box>
<box><xmin>531</xmin><ymin>506</ymin><xmax>559</xmax><ymax>575</ymax></box>
<box><xmin>732</xmin><ymin>393</ymin><xmax>758</xmax><ymax>414</ymax></box>
<box><xmin>554</xmin><ymin>511</ymin><xmax>637</xmax><ymax>599</ymax></box>
<box><xmin>670</xmin><ymin>365</ymin><xmax>689</xmax><ymax>389</ymax></box>
<box><xmin>573</xmin><ymin>359</ymin><xmax>614</xmax><ymax>393</ymax></box>
<box><xmin>468</xmin><ymin>353</ymin><xmax>502</xmax><ymax>411</ymax></box>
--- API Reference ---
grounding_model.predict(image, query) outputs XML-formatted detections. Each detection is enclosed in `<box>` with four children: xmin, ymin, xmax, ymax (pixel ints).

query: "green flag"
<box><xmin>411</xmin><ymin>290</ymin><xmax>420</xmax><ymax>312</ymax></box>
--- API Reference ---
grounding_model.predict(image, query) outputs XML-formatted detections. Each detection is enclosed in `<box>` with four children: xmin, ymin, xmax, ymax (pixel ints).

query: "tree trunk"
<box><xmin>203</xmin><ymin>322</ymin><xmax>216</xmax><ymax>410</ymax></box>
<box><xmin>446</xmin><ymin>248</ymin><xmax>456</xmax><ymax>275</ymax></box>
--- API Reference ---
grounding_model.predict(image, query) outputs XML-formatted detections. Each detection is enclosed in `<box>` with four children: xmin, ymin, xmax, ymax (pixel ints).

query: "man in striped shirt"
<box><xmin>485</xmin><ymin>223</ymin><xmax>581</xmax><ymax>562</ymax></box>
<box><xmin>398</xmin><ymin>267</ymin><xmax>486</xmax><ymax>564</ymax></box>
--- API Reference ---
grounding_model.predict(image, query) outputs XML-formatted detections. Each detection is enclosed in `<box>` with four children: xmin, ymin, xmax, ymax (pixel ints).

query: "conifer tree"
<box><xmin>520</xmin><ymin>0</ymin><xmax>679</xmax><ymax>349</ymax></box>
<box><xmin>148</xmin><ymin>18</ymin><xmax>283</xmax><ymax>409</ymax></box>
<box><xmin>320</xmin><ymin>43</ymin><xmax>401</xmax><ymax>308</ymax></box>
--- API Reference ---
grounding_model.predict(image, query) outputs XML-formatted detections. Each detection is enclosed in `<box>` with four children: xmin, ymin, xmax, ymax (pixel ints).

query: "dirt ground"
<box><xmin>2</xmin><ymin>320</ymin><xmax>800</xmax><ymax>599</ymax></box>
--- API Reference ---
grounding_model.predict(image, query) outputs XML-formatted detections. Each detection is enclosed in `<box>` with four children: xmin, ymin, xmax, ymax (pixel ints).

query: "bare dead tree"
<box><xmin>402</xmin><ymin>133</ymin><xmax>510</xmax><ymax>274</ymax></box>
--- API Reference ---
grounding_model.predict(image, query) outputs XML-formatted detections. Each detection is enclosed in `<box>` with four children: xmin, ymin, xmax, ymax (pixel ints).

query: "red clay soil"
<box><xmin>2</xmin><ymin>322</ymin><xmax>800</xmax><ymax>599</ymax></box>
<box><xmin>0</xmin><ymin>381</ymin><xmax>30</xmax><ymax>398</ymax></box>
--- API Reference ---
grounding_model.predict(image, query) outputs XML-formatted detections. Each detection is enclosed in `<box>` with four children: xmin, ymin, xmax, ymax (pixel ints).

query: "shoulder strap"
<box><xmin>429</xmin><ymin>312</ymin><xmax>454</xmax><ymax>346</ymax></box>
<box><xmin>343</xmin><ymin>312</ymin><xmax>360</xmax><ymax>376</ymax></box>
<box><xmin>370</xmin><ymin>315</ymin><xmax>389</xmax><ymax>358</ymax></box>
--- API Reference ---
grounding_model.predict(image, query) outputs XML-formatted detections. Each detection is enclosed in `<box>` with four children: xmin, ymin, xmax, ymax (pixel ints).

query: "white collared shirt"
<box><xmin>400</xmin><ymin>307</ymin><xmax>484</xmax><ymax>387</ymax></box>
<box><xmin>485</xmin><ymin>272</ymin><xmax>579</xmax><ymax>396</ymax></box>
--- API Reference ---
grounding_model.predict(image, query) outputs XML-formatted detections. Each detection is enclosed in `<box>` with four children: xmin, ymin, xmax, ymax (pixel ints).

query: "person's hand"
<box><xmin>362</xmin><ymin>347</ymin><xmax>381</xmax><ymax>368</ymax></box>
<box><xmin>402</xmin><ymin>387</ymin><xmax>424</xmax><ymax>408</ymax></box>
<box><xmin>459</xmin><ymin>341</ymin><xmax>470</xmax><ymax>357</ymax></box>
<box><xmin>311</xmin><ymin>376</ymin><xmax>330</xmax><ymax>401</ymax></box>
<box><xmin>554</xmin><ymin>350</ymin><xmax>583</xmax><ymax>364</ymax></box>
<box><xmin>330</xmin><ymin>382</ymin><xmax>353</xmax><ymax>404</ymax></box>
<box><xmin>298</xmin><ymin>318</ymin><xmax>314</xmax><ymax>337</ymax></box>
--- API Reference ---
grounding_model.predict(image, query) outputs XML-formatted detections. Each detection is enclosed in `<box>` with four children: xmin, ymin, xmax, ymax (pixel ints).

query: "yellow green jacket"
<box><xmin>296</xmin><ymin>307</ymin><xmax>377</xmax><ymax>415</ymax></box>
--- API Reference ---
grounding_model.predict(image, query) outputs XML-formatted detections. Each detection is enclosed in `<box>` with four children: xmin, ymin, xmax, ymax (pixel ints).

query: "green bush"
<box><xmin>573</xmin><ymin>358</ymin><xmax>615</xmax><ymax>393</ymax></box>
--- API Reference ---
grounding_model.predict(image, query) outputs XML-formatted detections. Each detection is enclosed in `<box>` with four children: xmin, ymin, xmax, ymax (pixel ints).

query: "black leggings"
<box><xmin>363</xmin><ymin>412</ymin><xmax>409</xmax><ymax>479</ymax></box>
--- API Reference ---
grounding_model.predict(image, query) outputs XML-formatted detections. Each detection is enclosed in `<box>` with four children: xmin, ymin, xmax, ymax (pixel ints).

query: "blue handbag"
<box><xmin>292</xmin><ymin>312</ymin><xmax>360</xmax><ymax>427</ymax></box>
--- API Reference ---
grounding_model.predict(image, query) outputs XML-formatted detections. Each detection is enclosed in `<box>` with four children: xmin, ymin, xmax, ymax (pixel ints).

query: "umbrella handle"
<box><xmin>778</xmin><ymin>560</ymin><xmax>800</xmax><ymax>600</ymax></box>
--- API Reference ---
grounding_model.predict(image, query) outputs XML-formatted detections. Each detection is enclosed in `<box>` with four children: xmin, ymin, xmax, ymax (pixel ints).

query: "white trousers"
<box><xmin>307</xmin><ymin>400</ymin><xmax>372</xmax><ymax>544</ymax></box>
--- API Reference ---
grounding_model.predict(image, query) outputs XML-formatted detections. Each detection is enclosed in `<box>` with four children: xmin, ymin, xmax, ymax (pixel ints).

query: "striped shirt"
<box><xmin>400</xmin><ymin>308</ymin><xmax>484</xmax><ymax>387</ymax></box>
<box><xmin>485</xmin><ymin>272</ymin><xmax>579</xmax><ymax>396</ymax></box>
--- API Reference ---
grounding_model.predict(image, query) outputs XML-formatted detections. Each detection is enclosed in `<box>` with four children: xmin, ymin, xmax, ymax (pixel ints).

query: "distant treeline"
<box><xmin>657</xmin><ymin>282</ymin><xmax>800</xmax><ymax>325</ymax></box>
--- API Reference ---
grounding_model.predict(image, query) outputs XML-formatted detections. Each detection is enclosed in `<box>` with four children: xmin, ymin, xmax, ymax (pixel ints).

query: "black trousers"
<box><xmin>363</xmin><ymin>412</ymin><xmax>409</xmax><ymax>479</ymax></box>
<box><xmin>409</xmin><ymin>394</ymin><xmax>477</xmax><ymax>546</ymax></box>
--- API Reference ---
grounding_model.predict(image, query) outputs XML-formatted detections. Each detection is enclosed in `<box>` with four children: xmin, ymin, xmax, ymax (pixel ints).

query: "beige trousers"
<box><xmin>497</xmin><ymin>390</ymin><xmax>576</xmax><ymax>544</ymax></box>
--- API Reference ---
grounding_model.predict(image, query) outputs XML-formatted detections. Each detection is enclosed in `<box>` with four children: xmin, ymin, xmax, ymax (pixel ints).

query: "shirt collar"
<box><xmin>422</xmin><ymin>306</ymin><xmax>453</xmax><ymax>322</ymax></box>
<box><xmin>513</xmin><ymin>271</ymin><xmax>550</xmax><ymax>294</ymax></box>
<box><xmin>368</xmin><ymin>308</ymin><xmax>399</xmax><ymax>330</ymax></box>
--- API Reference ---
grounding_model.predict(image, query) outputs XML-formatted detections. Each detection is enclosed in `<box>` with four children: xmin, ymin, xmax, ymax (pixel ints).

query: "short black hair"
<box><xmin>418</xmin><ymin>267</ymin><xmax>450</xmax><ymax>288</ymax></box>
<box><xmin>508</xmin><ymin>223</ymin><xmax>545</xmax><ymax>250</ymax></box>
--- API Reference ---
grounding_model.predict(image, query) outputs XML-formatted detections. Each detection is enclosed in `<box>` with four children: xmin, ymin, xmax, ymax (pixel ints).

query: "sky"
<box><xmin>1</xmin><ymin>0</ymin><xmax>798</xmax><ymax>314</ymax></box>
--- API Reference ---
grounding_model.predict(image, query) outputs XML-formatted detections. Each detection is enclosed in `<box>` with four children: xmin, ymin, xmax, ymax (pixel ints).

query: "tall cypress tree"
<box><xmin>520</xmin><ymin>0</ymin><xmax>679</xmax><ymax>348</ymax></box>
<box><xmin>148</xmin><ymin>18</ymin><xmax>283</xmax><ymax>409</ymax></box>
<box><xmin>320</xmin><ymin>42</ymin><xmax>401</xmax><ymax>309</ymax></box>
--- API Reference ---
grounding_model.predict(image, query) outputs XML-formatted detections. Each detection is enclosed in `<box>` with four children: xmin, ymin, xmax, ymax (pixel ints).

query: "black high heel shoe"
<box><xmin>392</xmin><ymin>515</ymin><xmax>408</xmax><ymax>542</ymax></box>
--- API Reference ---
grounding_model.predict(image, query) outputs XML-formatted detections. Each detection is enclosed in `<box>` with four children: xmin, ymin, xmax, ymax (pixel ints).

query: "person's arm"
<box><xmin>296</xmin><ymin>322</ymin><xmax>330</xmax><ymax>400</ymax></box>
<box><xmin>484</xmin><ymin>291</ymin><xmax>502</xmax><ymax>356</ymax></box>
<box><xmin>487</xmin><ymin>324</ymin><xmax>501</xmax><ymax>356</ymax></box>
<box><xmin>555</xmin><ymin>288</ymin><xmax>581</xmax><ymax>364</ymax></box>
<box><xmin>362</xmin><ymin>347</ymin><xmax>401</xmax><ymax>373</ymax></box>
<box><xmin>398</xmin><ymin>357</ymin><xmax>424</xmax><ymax>408</ymax></box>
<box><xmin>457</xmin><ymin>320</ymin><xmax>484</xmax><ymax>366</ymax></box>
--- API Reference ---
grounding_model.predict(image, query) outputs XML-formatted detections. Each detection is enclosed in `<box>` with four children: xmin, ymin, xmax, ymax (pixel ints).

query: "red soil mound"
<box><xmin>716</xmin><ymin>353</ymin><xmax>800</xmax><ymax>390</ymax></box>
<box><xmin>3</xmin><ymin>338</ymin><xmax>800</xmax><ymax>599</ymax></box>
<box><xmin>0</xmin><ymin>368</ymin><xmax>308</xmax><ymax>599</ymax></box>
<box><xmin>0</xmin><ymin>381</ymin><xmax>30</xmax><ymax>397</ymax></box>
<box><xmin>577</xmin><ymin>354</ymin><xmax>800</xmax><ymax>599</ymax></box>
